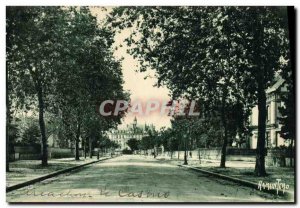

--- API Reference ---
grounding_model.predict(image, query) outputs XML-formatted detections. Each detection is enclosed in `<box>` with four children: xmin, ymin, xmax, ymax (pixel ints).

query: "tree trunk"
<box><xmin>220</xmin><ymin>130</ymin><xmax>228</xmax><ymax>168</ymax></box>
<box><xmin>290</xmin><ymin>139</ymin><xmax>294</xmax><ymax>167</ymax></box>
<box><xmin>6</xmin><ymin>92</ymin><xmax>10</xmax><ymax>172</ymax></box>
<box><xmin>84</xmin><ymin>137</ymin><xmax>87</xmax><ymax>159</ymax></box>
<box><xmin>89</xmin><ymin>135</ymin><xmax>93</xmax><ymax>158</ymax></box>
<box><xmin>6</xmin><ymin>129</ymin><xmax>10</xmax><ymax>172</ymax></box>
<box><xmin>75</xmin><ymin>122</ymin><xmax>81</xmax><ymax>161</ymax></box>
<box><xmin>252</xmin><ymin>9</ymin><xmax>267</xmax><ymax>177</ymax></box>
<box><xmin>7</xmin><ymin>61</ymin><xmax>12</xmax><ymax>172</ymax></box>
<box><xmin>6</xmin><ymin>115</ymin><xmax>10</xmax><ymax>172</ymax></box>
<box><xmin>254</xmin><ymin>87</ymin><xmax>267</xmax><ymax>176</ymax></box>
<box><xmin>37</xmin><ymin>87</ymin><xmax>48</xmax><ymax>166</ymax></box>
<box><xmin>183</xmin><ymin>135</ymin><xmax>188</xmax><ymax>165</ymax></box>
<box><xmin>220</xmin><ymin>91</ymin><xmax>228</xmax><ymax>168</ymax></box>
<box><xmin>198</xmin><ymin>148</ymin><xmax>201</xmax><ymax>164</ymax></box>
<box><xmin>220</xmin><ymin>112</ymin><xmax>228</xmax><ymax>168</ymax></box>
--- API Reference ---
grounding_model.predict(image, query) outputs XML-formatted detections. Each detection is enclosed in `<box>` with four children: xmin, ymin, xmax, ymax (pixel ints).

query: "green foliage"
<box><xmin>278</xmin><ymin>23</ymin><xmax>295</xmax><ymax>142</ymax></box>
<box><xmin>108</xmin><ymin>6</ymin><xmax>290</xmax><ymax>172</ymax></box>
<box><xmin>278</xmin><ymin>89</ymin><xmax>295</xmax><ymax>142</ymax></box>
<box><xmin>7</xmin><ymin>6</ymin><xmax>71</xmax><ymax>165</ymax></box>
<box><xmin>99</xmin><ymin>136</ymin><xmax>120</xmax><ymax>149</ymax></box>
<box><xmin>159</xmin><ymin>128</ymin><xmax>176</xmax><ymax>151</ymax></box>
<box><xmin>7</xmin><ymin>7</ymin><xmax>129</xmax><ymax>162</ymax></box>
<box><xmin>7</xmin><ymin>123</ymin><xmax>19</xmax><ymax>146</ymax></box>
<box><xmin>127</xmin><ymin>138</ymin><xmax>140</xmax><ymax>151</ymax></box>
<box><xmin>51</xmin><ymin>7</ymin><xmax>129</xmax><ymax>154</ymax></box>
<box><xmin>7</xmin><ymin>7</ymin><xmax>65</xmax><ymax>110</ymax></box>
<box><xmin>21</xmin><ymin>123</ymin><xmax>41</xmax><ymax>146</ymax></box>
<box><xmin>122</xmin><ymin>149</ymin><xmax>133</xmax><ymax>154</ymax></box>
<box><xmin>108</xmin><ymin>6</ymin><xmax>255</xmax><ymax>160</ymax></box>
<box><xmin>139</xmin><ymin>136</ymin><xmax>155</xmax><ymax>150</ymax></box>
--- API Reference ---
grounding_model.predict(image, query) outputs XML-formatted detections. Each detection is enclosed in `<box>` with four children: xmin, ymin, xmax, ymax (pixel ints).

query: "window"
<box><xmin>266</xmin><ymin>132</ymin><xmax>271</xmax><ymax>148</ymax></box>
<box><xmin>266</xmin><ymin>105</ymin><xmax>270</xmax><ymax>123</ymax></box>
<box><xmin>275</xmin><ymin>132</ymin><xmax>279</xmax><ymax>147</ymax></box>
<box><xmin>277</xmin><ymin>102</ymin><xmax>282</xmax><ymax>120</ymax></box>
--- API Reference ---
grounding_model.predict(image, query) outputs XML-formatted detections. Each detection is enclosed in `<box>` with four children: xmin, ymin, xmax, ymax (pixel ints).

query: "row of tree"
<box><xmin>126</xmin><ymin>129</ymin><xmax>160</xmax><ymax>152</ymax></box>
<box><xmin>127</xmin><ymin>117</ymin><xmax>230</xmax><ymax>155</ymax></box>
<box><xmin>109</xmin><ymin>6</ymin><xmax>294</xmax><ymax>176</ymax></box>
<box><xmin>7</xmin><ymin>6</ymin><xmax>129</xmax><ymax>170</ymax></box>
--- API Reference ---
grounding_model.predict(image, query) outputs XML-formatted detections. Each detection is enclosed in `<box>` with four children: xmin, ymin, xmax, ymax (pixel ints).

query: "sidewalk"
<box><xmin>195</xmin><ymin>162</ymin><xmax>295</xmax><ymax>192</ymax></box>
<box><xmin>155</xmin><ymin>155</ymin><xmax>295</xmax><ymax>192</ymax></box>
<box><xmin>6</xmin><ymin>156</ymin><xmax>105</xmax><ymax>188</ymax></box>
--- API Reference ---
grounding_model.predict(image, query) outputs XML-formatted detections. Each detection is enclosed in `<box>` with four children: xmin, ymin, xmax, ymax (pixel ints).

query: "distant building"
<box><xmin>106</xmin><ymin>117</ymin><xmax>155</xmax><ymax>150</ymax></box>
<box><xmin>249</xmin><ymin>77</ymin><xmax>290</xmax><ymax>149</ymax></box>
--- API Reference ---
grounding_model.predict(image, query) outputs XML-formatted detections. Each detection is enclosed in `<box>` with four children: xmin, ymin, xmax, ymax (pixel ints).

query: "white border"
<box><xmin>1</xmin><ymin>1</ymin><xmax>299</xmax><ymax>208</ymax></box>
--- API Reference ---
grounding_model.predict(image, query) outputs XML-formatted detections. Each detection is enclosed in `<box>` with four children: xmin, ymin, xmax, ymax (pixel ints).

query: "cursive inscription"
<box><xmin>13</xmin><ymin>185</ymin><xmax>171</xmax><ymax>199</ymax></box>
<box><xmin>257</xmin><ymin>179</ymin><xmax>290</xmax><ymax>195</ymax></box>
<box><xmin>118</xmin><ymin>188</ymin><xmax>170</xmax><ymax>199</ymax></box>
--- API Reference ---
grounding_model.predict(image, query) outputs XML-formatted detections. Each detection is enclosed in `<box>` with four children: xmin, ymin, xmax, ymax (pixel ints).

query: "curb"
<box><xmin>179</xmin><ymin>165</ymin><xmax>294</xmax><ymax>200</ymax></box>
<box><xmin>6</xmin><ymin>157</ymin><xmax>113</xmax><ymax>193</ymax></box>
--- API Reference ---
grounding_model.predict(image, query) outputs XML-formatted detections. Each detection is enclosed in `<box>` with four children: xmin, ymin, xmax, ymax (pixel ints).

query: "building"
<box><xmin>249</xmin><ymin>77</ymin><xmax>290</xmax><ymax>149</ymax></box>
<box><xmin>106</xmin><ymin>117</ymin><xmax>155</xmax><ymax>150</ymax></box>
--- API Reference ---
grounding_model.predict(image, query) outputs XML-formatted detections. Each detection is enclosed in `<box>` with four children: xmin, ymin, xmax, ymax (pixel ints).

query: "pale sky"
<box><xmin>90</xmin><ymin>7</ymin><xmax>172</xmax><ymax>129</ymax></box>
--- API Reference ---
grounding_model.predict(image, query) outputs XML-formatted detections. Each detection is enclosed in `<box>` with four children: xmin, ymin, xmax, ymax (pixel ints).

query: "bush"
<box><xmin>122</xmin><ymin>149</ymin><xmax>133</xmax><ymax>155</ymax></box>
<box><xmin>21</xmin><ymin>124</ymin><xmax>41</xmax><ymax>146</ymax></box>
<box><xmin>48</xmin><ymin>148</ymin><xmax>74</xmax><ymax>159</ymax></box>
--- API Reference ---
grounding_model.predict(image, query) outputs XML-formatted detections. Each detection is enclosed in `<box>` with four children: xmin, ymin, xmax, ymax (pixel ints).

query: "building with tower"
<box><xmin>106</xmin><ymin>117</ymin><xmax>155</xmax><ymax>150</ymax></box>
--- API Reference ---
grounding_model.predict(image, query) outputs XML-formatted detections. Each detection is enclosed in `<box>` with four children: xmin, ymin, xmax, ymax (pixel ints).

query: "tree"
<box><xmin>99</xmin><ymin>136</ymin><xmax>119</xmax><ymax>151</ymax></box>
<box><xmin>7</xmin><ymin>121</ymin><xmax>19</xmax><ymax>171</ymax></box>
<box><xmin>7</xmin><ymin>7</ymin><xmax>67</xmax><ymax>166</ymax></box>
<box><xmin>7</xmin><ymin>7</ymin><xmax>129</xmax><ymax>164</ymax></box>
<box><xmin>278</xmin><ymin>7</ymin><xmax>295</xmax><ymax>167</ymax></box>
<box><xmin>237</xmin><ymin>7</ymin><xmax>289</xmax><ymax>176</ymax></box>
<box><xmin>188</xmin><ymin>116</ymin><xmax>224</xmax><ymax>149</ymax></box>
<box><xmin>22</xmin><ymin>123</ymin><xmax>41</xmax><ymax>146</ymax></box>
<box><xmin>127</xmin><ymin>138</ymin><xmax>140</xmax><ymax>151</ymax></box>
<box><xmin>108</xmin><ymin>7</ymin><xmax>254</xmax><ymax>168</ymax></box>
<box><xmin>139</xmin><ymin>136</ymin><xmax>155</xmax><ymax>151</ymax></box>
<box><xmin>109</xmin><ymin>7</ymin><xmax>289</xmax><ymax>173</ymax></box>
<box><xmin>53</xmin><ymin>7</ymin><xmax>129</xmax><ymax>160</ymax></box>
<box><xmin>159</xmin><ymin>128</ymin><xmax>178</xmax><ymax>158</ymax></box>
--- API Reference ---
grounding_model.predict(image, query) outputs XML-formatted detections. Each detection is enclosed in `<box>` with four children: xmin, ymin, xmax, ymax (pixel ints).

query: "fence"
<box><xmin>48</xmin><ymin>147</ymin><xmax>77</xmax><ymax>159</ymax></box>
<box><xmin>9</xmin><ymin>146</ymin><xmax>117</xmax><ymax>161</ymax></box>
<box><xmin>157</xmin><ymin>148</ymin><xmax>256</xmax><ymax>161</ymax></box>
<box><xmin>154</xmin><ymin>147</ymin><xmax>293</xmax><ymax>167</ymax></box>
<box><xmin>266</xmin><ymin>148</ymin><xmax>295</xmax><ymax>167</ymax></box>
<box><xmin>10</xmin><ymin>146</ymin><xmax>80</xmax><ymax>161</ymax></box>
<box><xmin>11</xmin><ymin>146</ymin><xmax>41</xmax><ymax>160</ymax></box>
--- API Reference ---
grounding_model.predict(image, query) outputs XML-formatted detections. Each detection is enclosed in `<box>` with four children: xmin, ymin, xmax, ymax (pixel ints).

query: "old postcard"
<box><xmin>6</xmin><ymin>6</ymin><xmax>295</xmax><ymax>203</ymax></box>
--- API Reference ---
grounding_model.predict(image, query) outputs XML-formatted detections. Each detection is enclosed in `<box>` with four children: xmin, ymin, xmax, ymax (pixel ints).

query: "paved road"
<box><xmin>7</xmin><ymin>155</ymin><xmax>286</xmax><ymax>202</ymax></box>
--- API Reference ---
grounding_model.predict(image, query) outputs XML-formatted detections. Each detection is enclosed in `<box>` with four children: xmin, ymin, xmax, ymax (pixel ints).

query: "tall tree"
<box><xmin>108</xmin><ymin>6</ymin><xmax>253</xmax><ymax>167</ymax></box>
<box><xmin>238</xmin><ymin>7</ymin><xmax>289</xmax><ymax>176</ymax></box>
<box><xmin>7</xmin><ymin>6</ymin><xmax>129</xmax><ymax>164</ymax></box>
<box><xmin>278</xmin><ymin>7</ymin><xmax>295</xmax><ymax>167</ymax></box>
<box><xmin>127</xmin><ymin>138</ymin><xmax>140</xmax><ymax>151</ymax></box>
<box><xmin>7</xmin><ymin>7</ymin><xmax>67</xmax><ymax>166</ymax></box>
<box><xmin>53</xmin><ymin>7</ymin><xmax>129</xmax><ymax>160</ymax></box>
